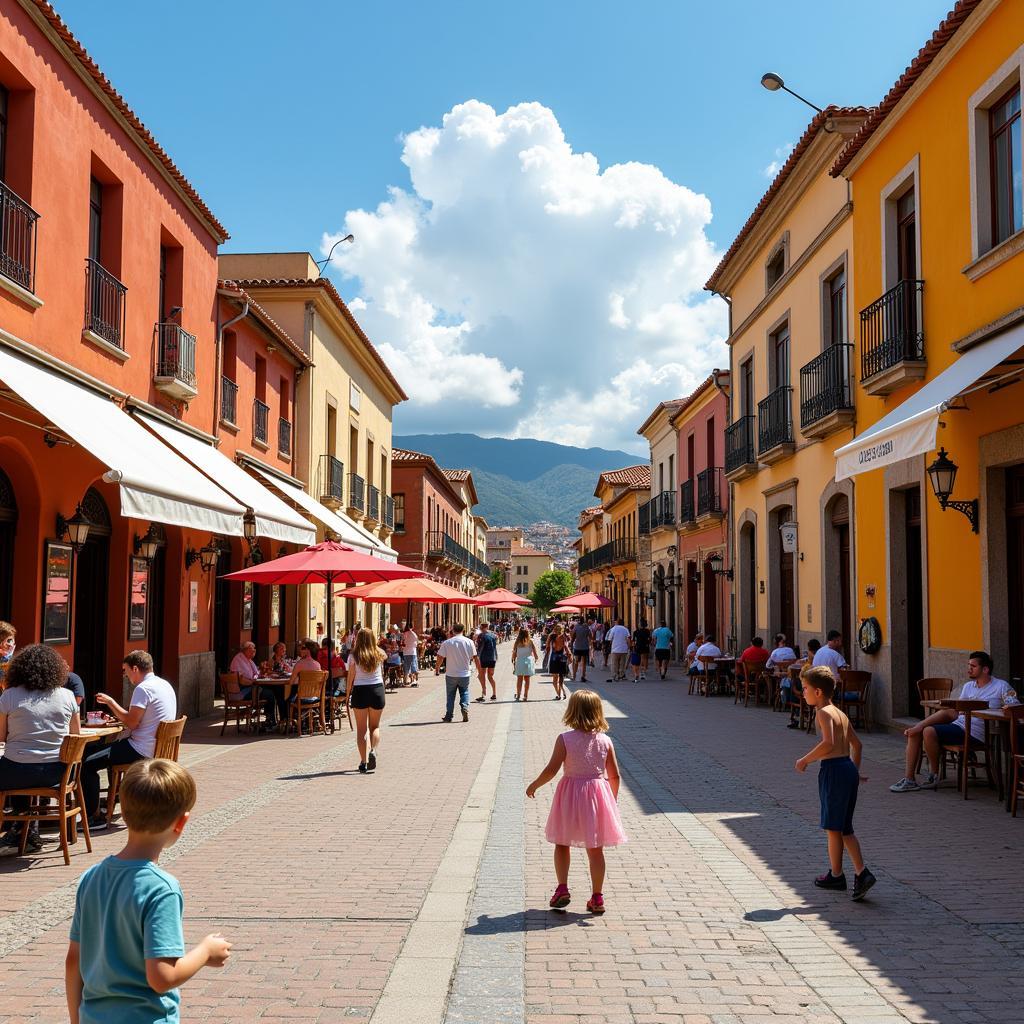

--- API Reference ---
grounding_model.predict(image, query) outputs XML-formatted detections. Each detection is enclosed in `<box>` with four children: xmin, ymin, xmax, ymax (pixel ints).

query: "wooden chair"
<box><xmin>0</xmin><ymin>734</ymin><xmax>91</xmax><ymax>865</ymax></box>
<box><xmin>916</xmin><ymin>678</ymin><xmax>954</xmax><ymax>704</ymax></box>
<box><xmin>838</xmin><ymin>669</ymin><xmax>872</xmax><ymax>731</ymax></box>
<box><xmin>219</xmin><ymin>672</ymin><xmax>261</xmax><ymax>736</ymax></box>
<box><xmin>1008</xmin><ymin>704</ymin><xmax>1024</xmax><ymax>817</ymax></box>
<box><xmin>325</xmin><ymin>683</ymin><xmax>347</xmax><ymax>733</ymax></box>
<box><xmin>696</xmin><ymin>656</ymin><xmax>718</xmax><ymax>697</ymax></box>
<box><xmin>287</xmin><ymin>671</ymin><xmax>327</xmax><ymax>737</ymax></box>
<box><xmin>770</xmin><ymin>661</ymin><xmax>795</xmax><ymax>712</ymax></box>
<box><xmin>736</xmin><ymin>661</ymin><xmax>766</xmax><ymax>707</ymax></box>
<box><xmin>937</xmin><ymin>700</ymin><xmax>996</xmax><ymax>799</ymax></box>
<box><xmin>107</xmin><ymin>717</ymin><xmax>187</xmax><ymax>825</ymax></box>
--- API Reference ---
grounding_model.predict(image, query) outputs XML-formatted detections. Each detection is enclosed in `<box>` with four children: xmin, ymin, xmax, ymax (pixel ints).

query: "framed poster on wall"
<box><xmin>242</xmin><ymin>581</ymin><xmax>254</xmax><ymax>631</ymax></box>
<box><xmin>270</xmin><ymin>584</ymin><xmax>280</xmax><ymax>628</ymax></box>
<box><xmin>42</xmin><ymin>541</ymin><xmax>74</xmax><ymax>644</ymax></box>
<box><xmin>188</xmin><ymin>580</ymin><xmax>199</xmax><ymax>633</ymax></box>
<box><xmin>128</xmin><ymin>556</ymin><xmax>150</xmax><ymax>640</ymax></box>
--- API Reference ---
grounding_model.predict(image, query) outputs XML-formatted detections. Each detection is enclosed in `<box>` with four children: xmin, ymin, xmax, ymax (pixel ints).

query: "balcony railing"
<box><xmin>859</xmin><ymin>279</ymin><xmax>924</xmax><ymax>382</ymax></box>
<box><xmin>367</xmin><ymin>484</ymin><xmax>380</xmax><ymax>522</ymax></box>
<box><xmin>154</xmin><ymin>323</ymin><xmax>197</xmax><ymax>397</ymax></box>
<box><xmin>220</xmin><ymin>376</ymin><xmax>238</xmax><ymax>425</ymax></box>
<box><xmin>84</xmin><ymin>258</ymin><xmax>126</xmax><ymax>348</ymax></box>
<box><xmin>758</xmin><ymin>386</ymin><xmax>793</xmax><ymax>454</ymax></box>
<box><xmin>696</xmin><ymin>467</ymin><xmax>724</xmax><ymax>517</ymax></box>
<box><xmin>383</xmin><ymin>495</ymin><xmax>395</xmax><ymax>530</ymax></box>
<box><xmin>318</xmin><ymin>454</ymin><xmax>344</xmax><ymax>503</ymax></box>
<box><xmin>640</xmin><ymin>490</ymin><xmax>676</xmax><ymax>534</ymax></box>
<box><xmin>680</xmin><ymin>479</ymin><xmax>695</xmax><ymax>524</ymax></box>
<box><xmin>468</xmin><ymin>552</ymin><xmax>490</xmax><ymax>578</ymax></box>
<box><xmin>0</xmin><ymin>181</ymin><xmax>39</xmax><ymax>292</ymax></box>
<box><xmin>800</xmin><ymin>343</ymin><xmax>853</xmax><ymax>430</ymax></box>
<box><xmin>725</xmin><ymin>415</ymin><xmax>756</xmax><ymax>474</ymax></box>
<box><xmin>278</xmin><ymin>417</ymin><xmax>292</xmax><ymax>456</ymax></box>
<box><xmin>252</xmin><ymin>399</ymin><xmax>269</xmax><ymax>445</ymax></box>
<box><xmin>348</xmin><ymin>473</ymin><xmax>365</xmax><ymax>514</ymax></box>
<box><xmin>427</xmin><ymin>530</ymin><xmax>481</xmax><ymax>574</ymax></box>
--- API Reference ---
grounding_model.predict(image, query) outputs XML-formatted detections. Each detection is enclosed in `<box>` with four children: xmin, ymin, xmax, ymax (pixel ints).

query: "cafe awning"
<box><xmin>834</xmin><ymin>324</ymin><xmax>1024</xmax><ymax>481</ymax></box>
<box><xmin>0</xmin><ymin>345</ymin><xmax>246</xmax><ymax>534</ymax></box>
<box><xmin>136</xmin><ymin>414</ymin><xmax>316</xmax><ymax>546</ymax></box>
<box><xmin>243</xmin><ymin>460</ymin><xmax>397</xmax><ymax>562</ymax></box>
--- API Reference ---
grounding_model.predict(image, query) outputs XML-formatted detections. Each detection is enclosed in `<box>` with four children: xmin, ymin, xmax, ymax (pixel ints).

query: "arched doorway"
<box><xmin>685</xmin><ymin>561</ymin><xmax>698</xmax><ymax>641</ymax></box>
<box><xmin>703</xmin><ymin>558</ymin><xmax>718</xmax><ymax>639</ymax></box>
<box><xmin>0</xmin><ymin>467</ymin><xmax>16</xmax><ymax>621</ymax></box>
<box><xmin>770</xmin><ymin>504</ymin><xmax>796</xmax><ymax>643</ymax></box>
<box><xmin>73</xmin><ymin>487</ymin><xmax>111</xmax><ymax>705</ymax></box>
<box><xmin>739</xmin><ymin>522</ymin><xmax>756</xmax><ymax>644</ymax></box>
<box><xmin>824</xmin><ymin>494</ymin><xmax>852</xmax><ymax>646</ymax></box>
<box><xmin>666</xmin><ymin>561</ymin><xmax>676</xmax><ymax>655</ymax></box>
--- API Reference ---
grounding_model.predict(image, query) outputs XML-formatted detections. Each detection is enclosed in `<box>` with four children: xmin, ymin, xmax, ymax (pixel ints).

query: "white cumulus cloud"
<box><xmin>763</xmin><ymin>141</ymin><xmax>795</xmax><ymax>179</ymax></box>
<box><xmin>322</xmin><ymin>100</ymin><xmax>728</xmax><ymax>452</ymax></box>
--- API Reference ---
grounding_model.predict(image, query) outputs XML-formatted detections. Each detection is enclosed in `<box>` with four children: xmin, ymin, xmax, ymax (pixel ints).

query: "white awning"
<box><xmin>0</xmin><ymin>346</ymin><xmax>246</xmax><ymax>534</ymax></box>
<box><xmin>137</xmin><ymin>414</ymin><xmax>316</xmax><ymax>546</ymax></box>
<box><xmin>835</xmin><ymin>325</ymin><xmax>1024</xmax><ymax>481</ymax></box>
<box><xmin>244</xmin><ymin>461</ymin><xmax>397</xmax><ymax>562</ymax></box>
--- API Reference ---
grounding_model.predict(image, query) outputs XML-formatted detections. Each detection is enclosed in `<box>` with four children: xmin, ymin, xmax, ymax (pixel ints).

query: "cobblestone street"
<box><xmin>2</xmin><ymin>649</ymin><xmax>1022</xmax><ymax>1023</ymax></box>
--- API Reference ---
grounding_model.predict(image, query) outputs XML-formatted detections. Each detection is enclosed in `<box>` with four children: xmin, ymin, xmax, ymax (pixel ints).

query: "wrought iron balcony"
<box><xmin>680</xmin><ymin>479</ymin><xmax>695</xmax><ymax>525</ymax></box>
<box><xmin>367</xmin><ymin>484</ymin><xmax>380</xmax><ymax>522</ymax></box>
<box><xmin>610</xmin><ymin>537</ymin><xmax>637</xmax><ymax>564</ymax></box>
<box><xmin>153</xmin><ymin>323</ymin><xmax>197</xmax><ymax>400</ymax></box>
<box><xmin>278</xmin><ymin>417</ymin><xmax>292</xmax><ymax>456</ymax></box>
<box><xmin>640</xmin><ymin>490</ymin><xmax>676</xmax><ymax>534</ymax></box>
<box><xmin>725</xmin><ymin>416</ymin><xmax>757</xmax><ymax>477</ymax></box>
<box><xmin>757</xmin><ymin>386</ymin><xmax>794</xmax><ymax>461</ymax></box>
<box><xmin>252</xmin><ymin>399</ymin><xmax>269</xmax><ymax>445</ymax></box>
<box><xmin>427</xmin><ymin>530</ymin><xmax>476</xmax><ymax>571</ymax></box>
<box><xmin>697</xmin><ymin>467</ymin><xmax>724</xmax><ymax>518</ymax></box>
<box><xmin>318</xmin><ymin>454</ymin><xmax>344</xmax><ymax>504</ymax></box>
<box><xmin>859</xmin><ymin>279</ymin><xmax>925</xmax><ymax>394</ymax></box>
<box><xmin>468</xmin><ymin>552</ymin><xmax>490</xmax><ymax>578</ymax></box>
<box><xmin>220</xmin><ymin>376</ymin><xmax>238</xmax><ymax>425</ymax></box>
<box><xmin>383</xmin><ymin>495</ymin><xmax>395</xmax><ymax>530</ymax></box>
<box><xmin>0</xmin><ymin>181</ymin><xmax>39</xmax><ymax>293</ymax></box>
<box><xmin>800</xmin><ymin>343</ymin><xmax>854</xmax><ymax>438</ymax></box>
<box><xmin>84</xmin><ymin>258</ymin><xmax>126</xmax><ymax>349</ymax></box>
<box><xmin>348</xmin><ymin>473</ymin><xmax>366</xmax><ymax>516</ymax></box>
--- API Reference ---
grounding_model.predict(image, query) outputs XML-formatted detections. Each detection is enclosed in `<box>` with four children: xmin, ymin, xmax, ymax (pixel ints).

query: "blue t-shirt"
<box><xmin>652</xmin><ymin>627</ymin><xmax>674</xmax><ymax>650</ymax></box>
<box><xmin>477</xmin><ymin>631</ymin><xmax>498</xmax><ymax>662</ymax></box>
<box><xmin>70</xmin><ymin>856</ymin><xmax>186</xmax><ymax>1024</ymax></box>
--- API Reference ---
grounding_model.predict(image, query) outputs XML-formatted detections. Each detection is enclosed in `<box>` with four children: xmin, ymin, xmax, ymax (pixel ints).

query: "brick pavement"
<box><xmin>2</xmin><ymin>651</ymin><xmax>1022</xmax><ymax>1023</ymax></box>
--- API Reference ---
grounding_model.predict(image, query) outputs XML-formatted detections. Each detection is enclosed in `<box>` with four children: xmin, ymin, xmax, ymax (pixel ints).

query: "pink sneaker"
<box><xmin>549</xmin><ymin>884</ymin><xmax>571</xmax><ymax>909</ymax></box>
<box><xmin>586</xmin><ymin>893</ymin><xmax>605</xmax><ymax>914</ymax></box>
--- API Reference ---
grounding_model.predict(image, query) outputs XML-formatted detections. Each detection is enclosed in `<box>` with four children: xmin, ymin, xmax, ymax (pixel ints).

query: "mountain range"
<box><xmin>393</xmin><ymin>433</ymin><xmax>641</xmax><ymax>527</ymax></box>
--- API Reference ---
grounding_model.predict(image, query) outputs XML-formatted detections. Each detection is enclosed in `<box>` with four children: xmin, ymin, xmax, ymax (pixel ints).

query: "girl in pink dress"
<box><xmin>526</xmin><ymin>689</ymin><xmax>627</xmax><ymax>914</ymax></box>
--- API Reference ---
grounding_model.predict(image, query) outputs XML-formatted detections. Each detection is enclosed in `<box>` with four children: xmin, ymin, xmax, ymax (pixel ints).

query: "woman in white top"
<box><xmin>345</xmin><ymin>628</ymin><xmax>387</xmax><ymax>774</ymax></box>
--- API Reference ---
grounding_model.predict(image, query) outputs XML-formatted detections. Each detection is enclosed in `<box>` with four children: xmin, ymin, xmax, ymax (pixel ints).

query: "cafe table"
<box><xmin>253</xmin><ymin>676</ymin><xmax>335</xmax><ymax>735</ymax></box>
<box><xmin>81</xmin><ymin>724</ymin><xmax>124</xmax><ymax>743</ymax></box>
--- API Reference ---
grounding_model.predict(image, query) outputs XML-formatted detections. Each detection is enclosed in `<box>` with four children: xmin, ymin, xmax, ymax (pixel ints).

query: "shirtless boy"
<box><xmin>795</xmin><ymin>666</ymin><xmax>876</xmax><ymax>901</ymax></box>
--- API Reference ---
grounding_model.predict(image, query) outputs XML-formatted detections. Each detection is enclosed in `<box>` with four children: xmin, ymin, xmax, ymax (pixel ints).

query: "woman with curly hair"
<box><xmin>0</xmin><ymin>643</ymin><xmax>80</xmax><ymax>856</ymax></box>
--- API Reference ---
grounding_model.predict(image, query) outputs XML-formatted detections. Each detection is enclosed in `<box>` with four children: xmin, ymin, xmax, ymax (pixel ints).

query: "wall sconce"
<box><xmin>691</xmin><ymin>569</ymin><xmax>702</xmax><ymax>584</ymax></box>
<box><xmin>56</xmin><ymin>504</ymin><xmax>93</xmax><ymax>552</ymax></box>
<box><xmin>707</xmin><ymin>551</ymin><xmax>734</xmax><ymax>580</ymax></box>
<box><xmin>133</xmin><ymin>524</ymin><xmax>161</xmax><ymax>561</ymax></box>
<box><xmin>667</xmin><ymin>544</ymin><xmax>677</xmax><ymax>557</ymax></box>
<box><xmin>185</xmin><ymin>542</ymin><xmax>219</xmax><ymax>573</ymax></box>
<box><xmin>242</xmin><ymin>508</ymin><xmax>258</xmax><ymax>544</ymax></box>
<box><xmin>926</xmin><ymin>447</ymin><xmax>979</xmax><ymax>532</ymax></box>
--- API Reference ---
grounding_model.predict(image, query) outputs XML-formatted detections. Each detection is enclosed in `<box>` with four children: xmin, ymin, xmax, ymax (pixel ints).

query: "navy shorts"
<box><xmin>818</xmin><ymin>756</ymin><xmax>859</xmax><ymax>835</ymax></box>
<box><xmin>655</xmin><ymin>649</ymin><xmax>670</xmax><ymax>661</ymax></box>
<box><xmin>931</xmin><ymin>723</ymin><xmax>967</xmax><ymax>746</ymax></box>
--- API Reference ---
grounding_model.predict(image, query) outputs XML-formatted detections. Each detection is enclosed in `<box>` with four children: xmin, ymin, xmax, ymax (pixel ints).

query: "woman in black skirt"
<box><xmin>344</xmin><ymin>627</ymin><xmax>387</xmax><ymax>774</ymax></box>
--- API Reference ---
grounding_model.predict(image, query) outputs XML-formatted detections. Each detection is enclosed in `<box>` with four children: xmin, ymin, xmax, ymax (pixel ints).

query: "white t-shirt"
<box><xmin>591</xmin><ymin>623</ymin><xmax>605</xmax><ymax>643</ymax></box>
<box><xmin>437</xmin><ymin>635</ymin><xmax>478</xmax><ymax>678</ymax></box>
<box><xmin>229</xmin><ymin>652</ymin><xmax>259</xmax><ymax>681</ymax></box>
<box><xmin>0</xmin><ymin>685</ymin><xmax>78</xmax><ymax>763</ymax></box>
<box><xmin>346</xmin><ymin>655</ymin><xmax>384</xmax><ymax>687</ymax></box>
<box><xmin>694</xmin><ymin>641</ymin><xmax>723</xmax><ymax>668</ymax></box>
<box><xmin>607</xmin><ymin>625</ymin><xmax>631</xmax><ymax>654</ymax></box>
<box><xmin>812</xmin><ymin>645</ymin><xmax>848</xmax><ymax>679</ymax></box>
<box><xmin>955</xmin><ymin>678</ymin><xmax>1012</xmax><ymax>741</ymax></box>
<box><xmin>767</xmin><ymin>646</ymin><xmax>797</xmax><ymax>667</ymax></box>
<box><xmin>127</xmin><ymin>674</ymin><xmax>177</xmax><ymax>758</ymax></box>
<box><xmin>401</xmin><ymin>629</ymin><xmax>419</xmax><ymax>656</ymax></box>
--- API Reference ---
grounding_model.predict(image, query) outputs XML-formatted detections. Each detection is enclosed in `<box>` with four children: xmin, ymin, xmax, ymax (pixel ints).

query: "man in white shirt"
<box><xmin>766</xmin><ymin>633</ymin><xmax>797</xmax><ymax>669</ymax></box>
<box><xmin>84</xmin><ymin>650</ymin><xmax>177</xmax><ymax>829</ymax></box>
<box><xmin>605</xmin><ymin>619</ymin><xmax>631</xmax><ymax>681</ymax></box>
<box><xmin>228</xmin><ymin>640</ymin><xmax>280</xmax><ymax>728</ymax></box>
<box><xmin>812</xmin><ymin>630</ymin><xmax>848</xmax><ymax>680</ymax></box>
<box><xmin>401</xmin><ymin>623</ymin><xmax>420</xmax><ymax>685</ymax></box>
<box><xmin>686</xmin><ymin>633</ymin><xmax>704</xmax><ymax>675</ymax></box>
<box><xmin>437</xmin><ymin>623</ymin><xmax>480</xmax><ymax>723</ymax></box>
<box><xmin>891</xmin><ymin>650</ymin><xmax>1014</xmax><ymax>792</ymax></box>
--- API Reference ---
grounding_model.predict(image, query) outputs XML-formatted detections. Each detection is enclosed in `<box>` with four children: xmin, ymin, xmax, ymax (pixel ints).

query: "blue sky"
<box><xmin>58</xmin><ymin>0</ymin><xmax>953</xmax><ymax>449</ymax></box>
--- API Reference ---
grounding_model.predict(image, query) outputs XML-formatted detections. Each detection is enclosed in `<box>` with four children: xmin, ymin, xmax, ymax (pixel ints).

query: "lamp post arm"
<box><xmin>780</xmin><ymin>84</ymin><xmax>823</xmax><ymax>114</ymax></box>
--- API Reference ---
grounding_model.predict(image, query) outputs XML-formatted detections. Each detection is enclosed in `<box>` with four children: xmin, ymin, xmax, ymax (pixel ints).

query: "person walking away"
<box><xmin>570</xmin><ymin>617</ymin><xmax>592</xmax><ymax>682</ymax></box>
<box><xmin>345</xmin><ymin>627</ymin><xmax>387</xmax><ymax>773</ymax></box>
<box><xmin>430</xmin><ymin>624</ymin><xmax>448</xmax><ymax>676</ymax></box>
<box><xmin>512</xmin><ymin>628</ymin><xmax>539</xmax><ymax>701</ymax></box>
<box><xmin>401</xmin><ymin>623</ymin><xmax>420</xmax><ymax>687</ymax></box>
<box><xmin>631</xmin><ymin>620</ymin><xmax>652</xmax><ymax>680</ymax></box>
<box><xmin>474</xmin><ymin>622</ymin><xmax>499</xmax><ymax>702</ymax></box>
<box><xmin>605</xmin><ymin>619</ymin><xmax>631</xmax><ymax>682</ymax></box>
<box><xmin>526</xmin><ymin>689</ymin><xmax>627</xmax><ymax>914</ymax></box>
<box><xmin>589</xmin><ymin>619</ymin><xmax>604</xmax><ymax>669</ymax></box>
<box><xmin>0</xmin><ymin>644</ymin><xmax>80</xmax><ymax>856</ymax></box>
<box><xmin>795</xmin><ymin>666</ymin><xmax>876</xmax><ymax>900</ymax></box>
<box><xmin>437</xmin><ymin>624</ymin><xmax>479</xmax><ymax>722</ymax></box>
<box><xmin>547</xmin><ymin>624</ymin><xmax>570</xmax><ymax>700</ymax></box>
<box><xmin>65</xmin><ymin>759</ymin><xmax>231</xmax><ymax>1024</ymax></box>
<box><xmin>82</xmin><ymin>651</ymin><xmax>175</xmax><ymax>831</ymax></box>
<box><xmin>651</xmin><ymin>621</ymin><xmax>674</xmax><ymax>679</ymax></box>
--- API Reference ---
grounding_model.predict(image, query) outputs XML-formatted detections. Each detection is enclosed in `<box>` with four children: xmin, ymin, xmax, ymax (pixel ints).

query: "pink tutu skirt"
<box><xmin>545</xmin><ymin>775</ymin><xmax>628</xmax><ymax>849</ymax></box>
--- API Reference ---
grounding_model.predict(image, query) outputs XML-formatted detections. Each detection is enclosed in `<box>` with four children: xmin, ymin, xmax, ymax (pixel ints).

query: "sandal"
<box><xmin>549</xmin><ymin>884</ymin><xmax>571</xmax><ymax>909</ymax></box>
<box><xmin>586</xmin><ymin>893</ymin><xmax>605</xmax><ymax>914</ymax></box>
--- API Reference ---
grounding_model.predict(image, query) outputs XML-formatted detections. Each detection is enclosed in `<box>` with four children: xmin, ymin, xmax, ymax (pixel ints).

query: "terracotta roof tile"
<box><xmin>391</xmin><ymin>447</ymin><xmax>430</xmax><ymax>461</ymax></box>
<box><xmin>831</xmin><ymin>1</ymin><xmax>983</xmax><ymax>177</ymax></box>
<box><xmin>217</xmin><ymin>281</ymin><xmax>310</xmax><ymax>367</ymax></box>
<box><xmin>512</xmin><ymin>546</ymin><xmax>553</xmax><ymax>558</ymax></box>
<box><xmin>667</xmin><ymin>371</ymin><xmax>730</xmax><ymax>426</ymax></box>
<box><xmin>27</xmin><ymin>1</ymin><xmax>227</xmax><ymax>242</ymax></box>
<box><xmin>578</xmin><ymin>506</ymin><xmax>605</xmax><ymax>528</ymax></box>
<box><xmin>443</xmin><ymin>469</ymin><xmax>471</xmax><ymax>482</ymax></box>
<box><xmin>705</xmin><ymin>106</ymin><xmax>871</xmax><ymax>292</ymax></box>
<box><xmin>598</xmin><ymin>464</ymin><xmax>651</xmax><ymax>490</ymax></box>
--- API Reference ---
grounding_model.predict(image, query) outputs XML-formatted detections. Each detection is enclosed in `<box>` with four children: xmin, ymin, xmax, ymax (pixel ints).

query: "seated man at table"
<box><xmin>693</xmin><ymin>635</ymin><xmax>724</xmax><ymax>679</ymax></box>
<box><xmin>890</xmin><ymin>650</ymin><xmax>1012</xmax><ymax>793</ymax></box>
<box><xmin>813</xmin><ymin>630</ymin><xmax>849</xmax><ymax>680</ymax></box>
<box><xmin>83</xmin><ymin>650</ymin><xmax>176</xmax><ymax>831</ymax></box>
<box><xmin>739</xmin><ymin>636</ymin><xmax>770</xmax><ymax>670</ymax></box>
<box><xmin>65</xmin><ymin>669</ymin><xmax>86</xmax><ymax>711</ymax></box>
<box><xmin>230</xmin><ymin>642</ymin><xmax>279</xmax><ymax>729</ymax></box>
<box><xmin>686</xmin><ymin>633</ymin><xmax>705</xmax><ymax>676</ymax></box>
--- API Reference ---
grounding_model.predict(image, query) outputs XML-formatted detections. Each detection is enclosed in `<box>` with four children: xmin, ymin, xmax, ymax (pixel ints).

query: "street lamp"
<box><xmin>926</xmin><ymin>447</ymin><xmax>979</xmax><ymax>532</ymax></box>
<box><xmin>185</xmin><ymin>541</ymin><xmax>220</xmax><ymax>573</ymax></box>
<box><xmin>707</xmin><ymin>551</ymin><xmax>734</xmax><ymax>581</ymax></box>
<box><xmin>760</xmin><ymin>72</ymin><xmax>823</xmax><ymax>114</ymax></box>
<box><xmin>314</xmin><ymin>234</ymin><xmax>354</xmax><ymax>277</ymax></box>
<box><xmin>56</xmin><ymin>504</ymin><xmax>92</xmax><ymax>552</ymax></box>
<box><xmin>133</xmin><ymin>524</ymin><xmax>161</xmax><ymax>562</ymax></box>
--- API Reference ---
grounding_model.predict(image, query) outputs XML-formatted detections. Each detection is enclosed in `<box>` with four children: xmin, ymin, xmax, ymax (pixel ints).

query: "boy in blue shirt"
<box><xmin>65</xmin><ymin>759</ymin><xmax>231</xmax><ymax>1024</ymax></box>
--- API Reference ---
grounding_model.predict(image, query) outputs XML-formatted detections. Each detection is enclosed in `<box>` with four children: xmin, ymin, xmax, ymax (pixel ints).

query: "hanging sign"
<box><xmin>780</xmin><ymin>521</ymin><xmax>798</xmax><ymax>554</ymax></box>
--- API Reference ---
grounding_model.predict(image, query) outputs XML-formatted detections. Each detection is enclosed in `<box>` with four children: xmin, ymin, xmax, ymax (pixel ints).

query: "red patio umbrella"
<box><xmin>555</xmin><ymin>591</ymin><xmax>614</xmax><ymax>609</ymax></box>
<box><xmin>335</xmin><ymin>577</ymin><xmax>480</xmax><ymax>638</ymax></box>
<box><xmin>482</xmin><ymin>600</ymin><xmax>530</xmax><ymax>611</ymax></box>
<box><xmin>472</xmin><ymin>587</ymin><xmax>531</xmax><ymax>606</ymax></box>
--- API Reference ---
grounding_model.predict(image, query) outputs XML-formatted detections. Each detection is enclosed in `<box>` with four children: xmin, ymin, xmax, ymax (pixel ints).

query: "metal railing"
<box><xmin>0</xmin><ymin>181</ymin><xmax>39</xmax><ymax>292</ymax></box>
<box><xmin>348</xmin><ymin>473</ymin><xmax>365</xmax><ymax>513</ymax></box>
<box><xmin>680</xmin><ymin>479</ymin><xmax>695</xmax><ymax>524</ymax></box>
<box><xmin>640</xmin><ymin>490</ymin><xmax>676</xmax><ymax>534</ymax></box>
<box><xmin>800</xmin><ymin>343</ymin><xmax>853</xmax><ymax>429</ymax></box>
<box><xmin>725</xmin><ymin>415</ymin><xmax>756</xmax><ymax>473</ymax></box>
<box><xmin>426</xmin><ymin>530</ymin><xmax>476</xmax><ymax>571</ymax></box>
<box><xmin>318</xmin><ymin>454</ymin><xmax>344</xmax><ymax>502</ymax></box>
<box><xmin>757</xmin><ymin>386</ymin><xmax>793</xmax><ymax>454</ymax></box>
<box><xmin>155</xmin><ymin>322</ymin><xmax>197</xmax><ymax>389</ymax></box>
<box><xmin>384</xmin><ymin>495</ymin><xmax>395</xmax><ymax>530</ymax></box>
<box><xmin>252</xmin><ymin>399</ymin><xmax>269</xmax><ymax>444</ymax></box>
<box><xmin>220</xmin><ymin>376</ymin><xmax>238</xmax><ymax>425</ymax></box>
<box><xmin>697</xmin><ymin>467</ymin><xmax>724</xmax><ymax>517</ymax></box>
<box><xmin>468</xmin><ymin>552</ymin><xmax>490</xmax><ymax>578</ymax></box>
<box><xmin>859</xmin><ymin>279</ymin><xmax>924</xmax><ymax>382</ymax></box>
<box><xmin>278</xmin><ymin>417</ymin><xmax>292</xmax><ymax>456</ymax></box>
<box><xmin>84</xmin><ymin>258</ymin><xmax>126</xmax><ymax>348</ymax></box>
<box><xmin>367</xmin><ymin>485</ymin><xmax>380</xmax><ymax>522</ymax></box>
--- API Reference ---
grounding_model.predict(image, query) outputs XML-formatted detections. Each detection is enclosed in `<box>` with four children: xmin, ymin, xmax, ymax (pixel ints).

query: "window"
<box><xmin>393</xmin><ymin>493</ymin><xmax>405</xmax><ymax>531</ymax></box>
<box><xmin>89</xmin><ymin>177</ymin><xmax>103</xmax><ymax>264</ymax></box>
<box><xmin>741</xmin><ymin>357</ymin><xmax>754</xmax><ymax>418</ymax></box>
<box><xmin>991</xmin><ymin>86</ymin><xmax>1022</xmax><ymax>246</ymax></box>
<box><xmin>770</xmin><ymin>321</ymin><xmax>790</xmax><ymax>389</ymax></box>
<box><xmin>765</xmin><ymin>239</ymin><xmax>787</xmax><ymax>291</ymax></box>
<box><xmin>825</xmin><ymin>267</ymin><xmax>846</xmax><ymax>346</ymax></box>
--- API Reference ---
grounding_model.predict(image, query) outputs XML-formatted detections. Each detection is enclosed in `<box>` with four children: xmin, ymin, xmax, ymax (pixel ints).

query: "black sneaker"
<box><xmin>367</xmin><ymin>751</ymin><xmax>377</xmax><ymax>771</ymax></box>
<box><xmin>358</xmin><ymin>762</ymin><xmax>367</xmax><ymax>774</ymax></box>
<box><xmin>461</xmin><ymin>707</ymin><xmax>469</xmax><ymax>722</ymax></box>
<box><xmin>87</xmin><ymin>815</ymin><xmax>108</xmax><ymax>833</ymax></box>
<box><xmin>441</xmin><ymin>716</ymin><xmax>453</xmax><ymax>722</ymax></box>
<box><xmin>24</xmin><ymin>829</ymin><xmax>43</xmax><ymax>852</ymax></box>
<box><xmin>852</xmin><ymin>868</ymin><xmax>877</xmax><ymax>902</ymax></box>
<box><xmin>814</xmin><ymin>870</ymin><xmax>847</xmax><ymax>891</ymax></box>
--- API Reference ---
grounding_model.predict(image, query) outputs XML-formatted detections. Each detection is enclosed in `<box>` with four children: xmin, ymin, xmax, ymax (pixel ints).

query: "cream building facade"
<box><xmin>510</xmin><ymin>547</ymin><xmax>555</xmax><ymax>598</ymax></box>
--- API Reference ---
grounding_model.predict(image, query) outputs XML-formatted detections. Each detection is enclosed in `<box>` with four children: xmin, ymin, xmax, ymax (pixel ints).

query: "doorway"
<box><xmin>828</xmin><ymin>495</ymin><xmax>852</xmax><ymax>645</ymax></box>
<box><xmin>214</xmin><ymin>546</ymin><xmax>232</xmax><ymax>672</ymax></box>
<box><xmin>685</xmin><ymin>561</ymin><xmax>698</xmax><ymax>641</ymax></box>
<box><xmin>0</xmin><ymin>466</ymin><xmax>16</xmax><ymax>621</ymax></box>
<box><xmin>773</xmin><ymin>504</ymin><xmax>795</xmax><ymax>643</ymax></box>
<box><xmin>72</xmin><ymin>489</ymin><xmax>111</xmax><ymax>705</ymax></box>
<box><xmin>739</xmin><ymin>523</ymin><xmax>756</xmax><ymax>643</ymax></box>
<box><xmin>1006</xmin><ymin>466</ymin><xmax>1024</xmax><ymax>683</ymax></box>
<box><xmin>702</xmin><ymin>560</ymin><xmax>718</xmax><ymax>639</ymax></box>
<box><xmin>904</xmin><ymin>487</ymin><xmax>925</xmax><ymax>716</ymax></box>
<box><xmin>148</xmin><ymin>542</ymin><xmax>166</xmax><ymax>677</ymax></box>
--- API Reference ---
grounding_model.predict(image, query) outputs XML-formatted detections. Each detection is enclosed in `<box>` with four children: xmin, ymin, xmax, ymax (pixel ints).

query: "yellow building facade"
<box><xmin>833</xmin><ymin>0</ymin><xmax>1024</xmax><ymax>720</ymax></box>
<box><xmin>591</xmin><ymin>466</ymin><xmax>650</xmax><ymax>629</ymax></box>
